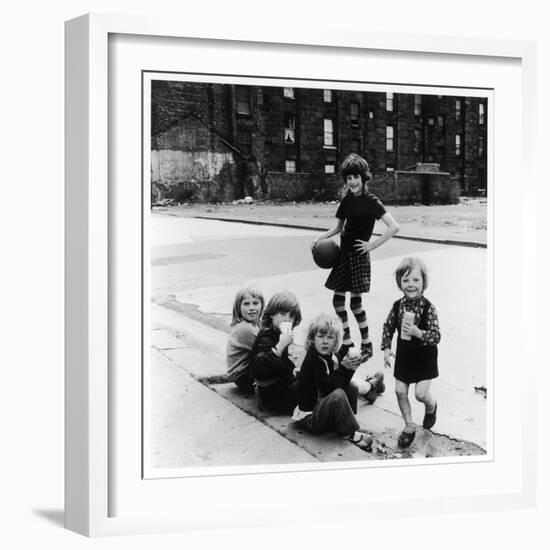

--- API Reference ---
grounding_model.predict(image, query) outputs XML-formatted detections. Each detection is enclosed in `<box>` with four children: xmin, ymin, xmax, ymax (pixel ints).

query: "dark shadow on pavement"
<box><xmin>33</xmin><ymin>509</ymin><xmax>65</xmax><ymax>528</ymax></box>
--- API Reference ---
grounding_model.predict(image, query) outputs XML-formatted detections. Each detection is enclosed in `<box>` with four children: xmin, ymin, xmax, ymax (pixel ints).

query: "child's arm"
<box><xmin>408</xmin><ymin>304</ymin><xmax>441</xmax><ymax>344</ymax></box>
<box><xmin>252</xmin><ymin>331</ymin><xmax>295</xmax><ymax>381</ymax></box>
<box><xmin>311</xmin><ymin>219</ymin><xmax>344</xmax><ymax>249</ymax></box>
<box><xmin>354</xmin><ymin>212</ymin><xmax>400</xmax><ymax>254</ymax></box>
<box><xmin>381</xmin><ymin>306</ymin><xmax>398</xmax><ymax>367</ymax></box>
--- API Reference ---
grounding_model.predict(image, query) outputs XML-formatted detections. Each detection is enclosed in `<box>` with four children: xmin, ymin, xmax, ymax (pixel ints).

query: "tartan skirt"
<box><xmin>325</xmin><ymin>248</ymin><xmax>371</xmax><ymax>293</ymax></box>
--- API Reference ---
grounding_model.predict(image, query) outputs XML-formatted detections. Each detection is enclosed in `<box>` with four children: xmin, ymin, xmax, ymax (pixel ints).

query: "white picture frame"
<box><xmin>65</xmin><ymin>13</ymin><xmax>537</xmax><ymax>537</ymax></box>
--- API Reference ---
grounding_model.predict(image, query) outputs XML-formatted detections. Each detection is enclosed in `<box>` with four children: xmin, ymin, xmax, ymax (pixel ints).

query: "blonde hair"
<box><xmin>394</xmin><ymin>256</ymin><xmax>429</xmax><ymax>291</ymax></box>
<box><xmin>261</xmin><ymin>291</ymin><xmax>302</xmax><ymax>329</ymax></box>
<box><xmin>304</xmin><ymin>313</ymin><xmax>343</xmax><ymax>353</ymax></box>
<box><xmin>231</xmin><ymin>286</ymin><xmax>265</xmax><ymax>326</ymax></box>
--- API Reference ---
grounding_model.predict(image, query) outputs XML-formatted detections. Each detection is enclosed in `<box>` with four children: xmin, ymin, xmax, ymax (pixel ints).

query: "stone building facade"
<box><xmin>151</xmin><ymin>81</ymin><xmax>488</xmax><ymax>203</ymax></box>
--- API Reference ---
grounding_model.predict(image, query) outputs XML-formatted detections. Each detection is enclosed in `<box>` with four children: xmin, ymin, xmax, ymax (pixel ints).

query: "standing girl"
<box><xmin>250</xmin><ymin>291</ymin><xmax>302</xmax><ymax>414</ymax></box>
<box><xmin>226</xmin><ymin>286</ymin><xmax>265</xmax><ymax>393</ymax></box>
<box><xmin>312</xmin><ymin>153</ymin><xmax>400</xmax><ymax>362</ymax></box>
<box><xmin>381</xmin><ymin>256</ymin><xmax>441</xmax><ymax>448</ymax></box>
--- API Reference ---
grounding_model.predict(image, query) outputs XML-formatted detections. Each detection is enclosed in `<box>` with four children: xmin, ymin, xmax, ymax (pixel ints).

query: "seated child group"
<box><xmin>225</xmin><ymin>154</ymin><xmax>441</xmax><ymax>451</ymax></box>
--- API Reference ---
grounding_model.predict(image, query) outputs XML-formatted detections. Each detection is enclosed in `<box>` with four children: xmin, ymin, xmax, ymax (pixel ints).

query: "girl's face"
<box><xmin>240</xmin><ymin>293</ymin><xmax>262</xmax><ymax>323</ymax></box>
<box><xmin>400</xmin><ymin>266</ymin><xmax>424</xmax><ymax>300</ymax></box>
<box><xmin>271</xmin><ymin>311</ymin><xmax>295</xmax><ymax>331</ymax></box>
<box><xmin>345</xmin><ymin>173</ymin><xmax>364</xmax><ymax>196</ymax></box>
<box><xmin>314</xmin><ymin>330</ymin><xmax>336</xmax><ymax>356</ymax></box>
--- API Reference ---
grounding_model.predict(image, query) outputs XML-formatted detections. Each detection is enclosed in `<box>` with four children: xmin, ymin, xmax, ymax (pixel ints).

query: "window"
<box><xmin>324</xmin><ymin>119</ymin><xmax>334</xmax><ymax>146</ymax></box>
<box><xmin>428</xmin><ymin>117</ymin><xmax>435</xmax><ymax>126</ymax></box>
<box><xmin>284</xmin><ymin>114</ymin><xmax>296</xmax><ymax>143</ymax></box>
<box><xmin>350</xmin><ymin>102</ymin><xmax>360</xmax><ymax>126</ymax></box>
<box><xmin>455</xmin><ymin>99</ymin><xmax>462</xmax><ymax>120</ymax></box>
<box><xmin>437</xmin><ymin>115</ymin><xmax>445</xmax><ymax>129</ymax></box>
<box><xmin>386</xmin><ymin>125</ymin><xmax>394</xmax><ymax>152</ymax></box>
<box><xmin>386</xmin><ymin>166</ymin><xmax>395</xmax><ymax>172</ymax></box>
<box><xmin>368</xmin><ymin>110</ymin><xmax>374</xmax><ymax>119</ymax></box>
<box><xmin>414</xmin><ymin>95</ymin><xmax>422</xmax><ymax>116</ymax></box>
<box><xmin>455</xmin><ymin>134</ymin><xmax>462</xmax><ymax>156</ymax></box>
<box><xmin>479</xmin><ymin>103</ymin><xmax>485</xmax><ymax>124</ymax></box>
<box><xmin>386</xmin><ymin>92</ymin><xmax>394</xmax><ymax>112</ymax></box>
<box><xmin>236</xmin><ymin>86</ymin><xmax>251</xmax><ymax>115</ymax></box>
<box><xmin>325</xmin><ymin>153</ymin><xmax>336</xmax><ymax>173</ymax></box>
<box><xmin>284</xmin><ymin>128</ymin><xmax>295</xmax><ymax>143</ymax></box>
<box><xmin>283</xmin><ymin>87</ymin><xmax>294</xmax><ymax>99</ymax></box>
<box><xmin>350</xmin><ymin>138</ymin><xmax>361</xmax><ymax>153</ymax></box>
<box><xmin>414</xmin><ymin>129</ymin><xmax>422</xmax><ymax>153</ymax></box>
<box><xmin>285</xmin><ymin>160</ymin><xmax>296</xmax><ymax>173</ymax></box>
<box><xmin>323</xmin><ymin>89</ymin><xmax>332</xmax><ymax>103</ymax></box>
<box><xmin>478</xmin><ymin>136</ymin><xmax>484</xmax><ymax>157</ymax></box>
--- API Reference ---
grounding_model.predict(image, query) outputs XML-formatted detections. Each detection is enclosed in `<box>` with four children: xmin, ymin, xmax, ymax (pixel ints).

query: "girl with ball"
<box><xmin>312</xmin><ymin>153</ymin><xmax>400</xmax><ymax>363</ymax></box>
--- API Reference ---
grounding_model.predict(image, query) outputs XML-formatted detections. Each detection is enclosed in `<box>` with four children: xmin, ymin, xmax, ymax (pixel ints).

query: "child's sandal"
<box><xmin>364</xmin><ymin>371</ymin><xmax>385</xmax><ymax>403</ymax></box>
<box><xmin>360</xmin><ymin>342</ymin><xmax>373</xmax><ymax>363</ymax></box>
<box><xmin>347</xmin><ymin>432</ymin><xmax>373</xmax><ymax>452</ymax></box>
<box><xmin>397</xmin><ymin>428</ymin><xmax>416</xmax><ymax>448</ymax></box>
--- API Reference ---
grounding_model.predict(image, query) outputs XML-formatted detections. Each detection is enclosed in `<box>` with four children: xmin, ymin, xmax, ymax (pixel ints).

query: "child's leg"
<box><xmin>332</xmin><ymin>292</ymin><xmax>352</xmax><ymax>347</ymax></box>
<box><xmin>415</xmin><ymin>380</ymin><xmax>437</xmax><ymax>429</ymax></box>
<box><xmin>414</xmin><ymin>380</ymin><xmax>436</xmax><ymax>412</ymax></box>
<box><xmin>344</xmin><ymin>381</ymin><xmax>359</xmax><ymax>414</ymax></box>
<box><xmin>301</xmin><ymin>388</ymin><xmax>359</xmax><ymax>436</ymax></box>
<box><xmin>395</xmin><ymin>380</ymin><xmax>415</xmax><ymax>431</ymax></box>
<box><xmin>350</xmin><ymin>293</ymin><xmax>372</xmax><ymax>358</ymax></box>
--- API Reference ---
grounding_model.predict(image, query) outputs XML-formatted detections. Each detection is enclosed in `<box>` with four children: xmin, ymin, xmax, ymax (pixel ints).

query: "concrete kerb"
<box><xmin>191</xmin><ymin>215</ymin><xmax>487</xmax><ymax>249</ymax></box>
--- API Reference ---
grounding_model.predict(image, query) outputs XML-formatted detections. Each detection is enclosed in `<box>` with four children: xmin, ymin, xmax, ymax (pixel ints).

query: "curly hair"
<box><xmin>304</xmin><ymin>313</ymin><xmax>343</xmax><ymax>353</ymax></box>
<box><xmin>231</xmin><ymin>286</ymin><xmax>265</xmax><ymax>326</ymax></box>
<box><xmin>261</xmin><ymin>291</ymin><xmax>302</xmax><ymax>329</ymax></box>
<box><xmin>340</xmin><ymin>153</ymin><xmax>373</xmax><ymax>186</ymax></box>
<box><xmin>394</xmin><ymin>256</ymin><xmax>429</xmax><ymax>291</ymax></box>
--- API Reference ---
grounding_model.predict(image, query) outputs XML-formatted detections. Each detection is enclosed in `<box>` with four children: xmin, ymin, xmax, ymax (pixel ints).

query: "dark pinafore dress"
<box><xmin>393</xmin><ymin>298</ymin><xmax>439</xmax><ymax>384</ymax></box>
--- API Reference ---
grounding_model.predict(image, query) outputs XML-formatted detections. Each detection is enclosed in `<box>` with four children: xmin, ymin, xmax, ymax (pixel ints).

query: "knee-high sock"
<box><xmin>350</xmin><ymin>294</ymin><xmax>369</xmax><ymax>343</ymax></box>
<box><xmin>332</xmin><ymin>292</ymin><xmax>351</xmax><ymax>344</ymax></box>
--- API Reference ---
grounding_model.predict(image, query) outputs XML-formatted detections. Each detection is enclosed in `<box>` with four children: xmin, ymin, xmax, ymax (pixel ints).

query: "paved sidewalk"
<box><xmin>150</xmin><ymin>302</ymin><xmax>486</xmax><ymax>471</ymax></box>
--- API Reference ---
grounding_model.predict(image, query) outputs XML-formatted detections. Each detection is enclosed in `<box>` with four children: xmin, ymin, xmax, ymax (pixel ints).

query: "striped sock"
<box><xmin>332</xmin><ymin>292</ymin><xmax>351</xmax><ymax>344</ymax></box>
<box><xmin>350</xmin><ymin>294</ymin><xmax>370</xmax><ymax>343</ymax></box>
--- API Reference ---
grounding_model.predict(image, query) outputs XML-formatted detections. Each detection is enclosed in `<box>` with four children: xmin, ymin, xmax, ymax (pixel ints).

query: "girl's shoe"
<box><xmin>423</xmin><ymin>403</ymin><xmax>438</xmax><ymax>430</ymax></box>
<box><xmin>360</xmin><ymin>342</ymin><xmax>373</xmax><ymax>362</ymax></box>
<box><xmin>397</xmin><ymin>428</ymin><xmax>416</xmax><ymax>448</ymax></box>
<box><xmin>364</xmin><ymin>371</ymin><xmax>385</xmax><ymax>404</ymax></box>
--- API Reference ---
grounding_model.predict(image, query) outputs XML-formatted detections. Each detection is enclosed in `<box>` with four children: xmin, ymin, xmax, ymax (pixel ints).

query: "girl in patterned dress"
<box><xmin>381</xmin><ymin>257</ymin><xmax>441</xmax><ymax>448</ymax></box>
<box><xmin>312</xmin><ymin>154</ymin><xmax>400</xmax><ymax>363</ymax></box>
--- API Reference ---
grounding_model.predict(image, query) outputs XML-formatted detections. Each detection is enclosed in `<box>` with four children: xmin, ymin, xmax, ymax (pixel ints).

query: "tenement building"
<box><xmin>151</xmin><ymin>80</ymin><xmax>488</xmax><ymax>204</ymax></box>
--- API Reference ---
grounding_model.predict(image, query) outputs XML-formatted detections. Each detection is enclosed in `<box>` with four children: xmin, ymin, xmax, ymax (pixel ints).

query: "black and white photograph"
<box><xmin>145</xmin><ymin>74</ymin><xmax>490</xmax><ymax>476</ymax></box>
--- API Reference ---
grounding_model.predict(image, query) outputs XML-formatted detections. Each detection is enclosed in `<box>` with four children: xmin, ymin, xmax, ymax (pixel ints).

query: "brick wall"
<box><xmin>371</xmin><ymin>171</ymin><xmax>460</xmax><ymax>204</ymax></box>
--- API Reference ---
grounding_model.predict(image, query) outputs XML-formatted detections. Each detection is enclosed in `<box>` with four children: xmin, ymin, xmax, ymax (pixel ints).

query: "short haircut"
<box><xmin>231</xmin><ymin>286</ymin><xmax>265</xmax><ymax>325</ymax></box>
<box><xmin>304</xmin><ymin>313</ymin><xmax>343</xmax><ymax>353</ymax></box>
<box><xmin>340</xmin><ymin>153</ymin><xmax>373</xmax><ymax>185</ymax></box>
<box><xmin>261</xmin><ymin>291</ymin><xmax>302</xmax><ymax>328</ymax></box>
<box><xmin>394</xmin><ymin>256</ymin><xmax>429</xmax><ymax>290</ymax></box>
